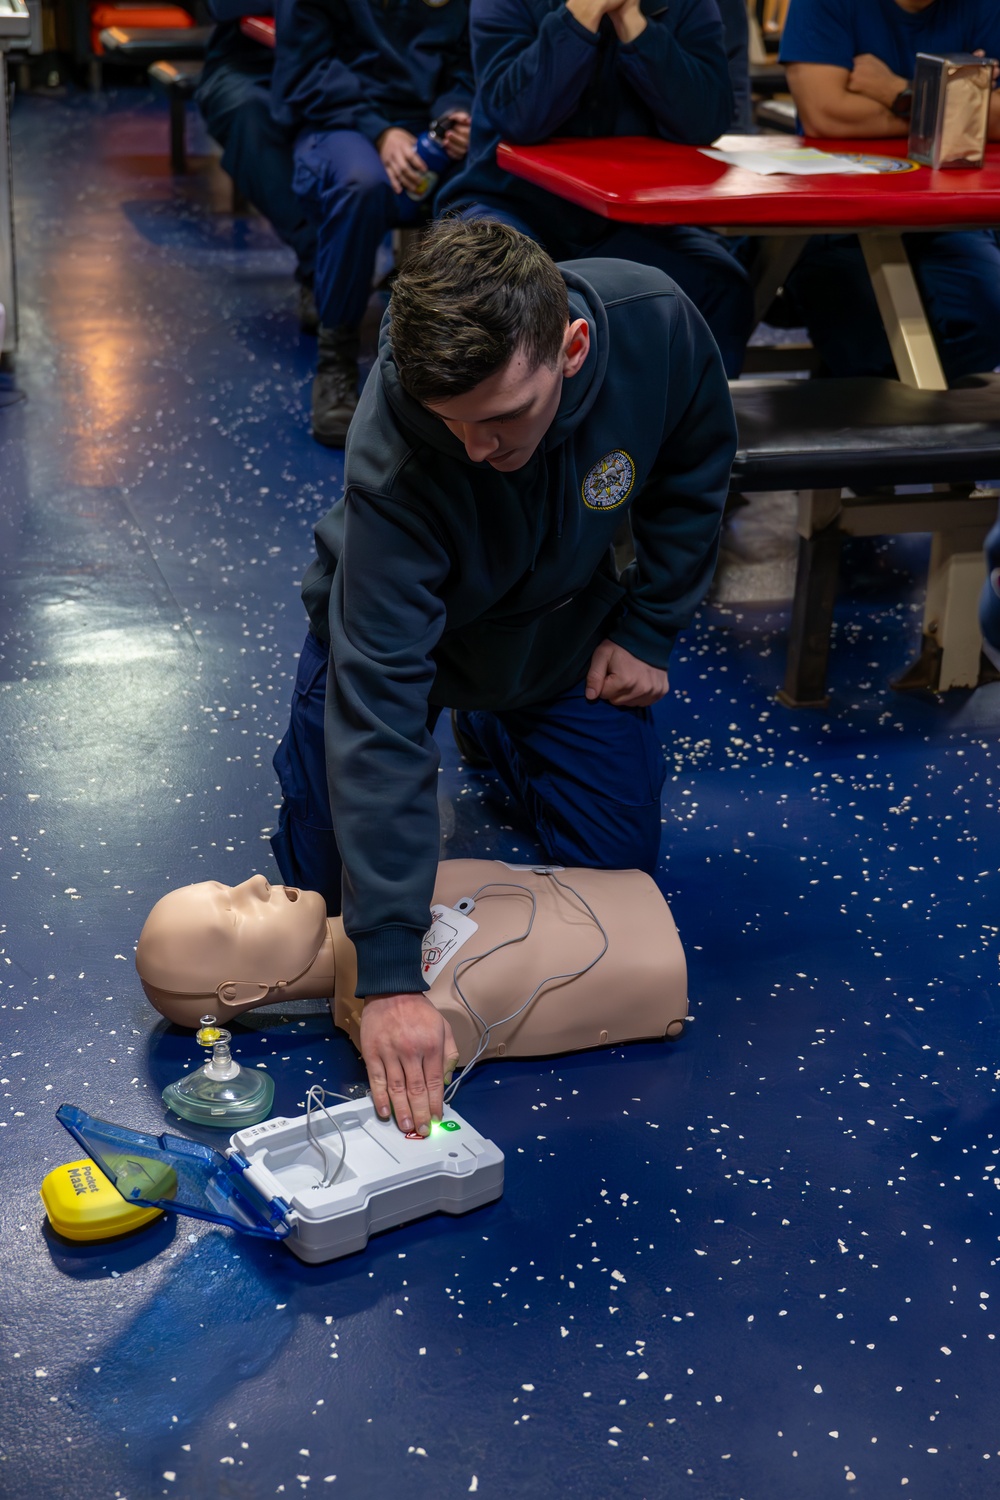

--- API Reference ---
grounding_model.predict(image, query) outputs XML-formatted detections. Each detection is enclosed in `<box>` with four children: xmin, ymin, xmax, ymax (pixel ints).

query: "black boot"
<box><xmin>311</xmin><ymin>324</ymin><xmax>360</xmax><ymax>447</ymax></box>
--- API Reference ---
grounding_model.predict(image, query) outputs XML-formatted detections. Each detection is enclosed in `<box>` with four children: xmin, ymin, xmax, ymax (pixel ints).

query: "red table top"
<box><xmin>240</xmin><ymin>14</ymin><xmax>275</xmax><ymax>47</ymax></box>
<box><xmin>497</xmin><ymin>136</ymin><xmax>1000</xmax><ymax>230</ymax></box>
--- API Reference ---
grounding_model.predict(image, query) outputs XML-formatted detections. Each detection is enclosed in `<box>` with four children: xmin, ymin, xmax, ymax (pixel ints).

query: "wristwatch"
<box><xmin>890</xmin><ymin>85</ymin><xmax>913</xmax><ymax>120</ymax></box>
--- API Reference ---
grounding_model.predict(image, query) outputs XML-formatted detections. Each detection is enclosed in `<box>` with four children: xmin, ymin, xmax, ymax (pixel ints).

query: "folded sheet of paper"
<box><xmin>701</xmin><ymin>141</ymin><xmax>878</xmax><ymax>176</ymax></box>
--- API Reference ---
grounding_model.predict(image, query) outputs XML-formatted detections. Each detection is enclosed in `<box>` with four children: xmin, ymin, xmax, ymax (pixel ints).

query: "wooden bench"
<box><xmin>729</xmin><ymin>374</ymin><xmax>1000</xmax><ymax>705</ymax></box>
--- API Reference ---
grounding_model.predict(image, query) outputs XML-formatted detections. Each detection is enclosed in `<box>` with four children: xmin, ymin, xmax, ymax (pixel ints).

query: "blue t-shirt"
<box><xmin>780</xmin><ymin>0</ymin><xmax>1000</xmax><ymax>80</ymax></box>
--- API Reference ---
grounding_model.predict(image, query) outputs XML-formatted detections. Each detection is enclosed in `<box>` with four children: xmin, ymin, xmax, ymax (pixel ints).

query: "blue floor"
<box><xmin>2</xmin><ymin>89</ymin><xmax>999</xmax><ymax>1500</ymax></box>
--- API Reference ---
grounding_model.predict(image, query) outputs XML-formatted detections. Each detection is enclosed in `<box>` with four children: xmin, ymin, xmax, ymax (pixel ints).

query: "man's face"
<box><xmin>424</xmin><ymin>319</ymin><xmax>590</xmax><ymax>472</ymax></box>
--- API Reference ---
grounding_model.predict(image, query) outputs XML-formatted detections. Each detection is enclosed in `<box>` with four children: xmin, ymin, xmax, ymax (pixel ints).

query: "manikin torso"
<box><xmin>136</xmin><ymin>861</ymin><xmax>688</xmax><ymax>1065</ymax></box>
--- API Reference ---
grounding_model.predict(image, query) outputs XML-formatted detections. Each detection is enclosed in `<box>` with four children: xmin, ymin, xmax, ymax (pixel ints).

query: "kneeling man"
<box><xmin>271</xmin><ymin>218</ymin><xmax>736</xmax><ymax>1133</ymax></box>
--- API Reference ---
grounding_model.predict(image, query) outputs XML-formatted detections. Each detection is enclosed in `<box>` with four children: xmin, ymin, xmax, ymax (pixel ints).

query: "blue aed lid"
<box><xmin>56</xmin><ymin>1103</ymin><xmax>291</xmax><ymax>1240</ymax></box>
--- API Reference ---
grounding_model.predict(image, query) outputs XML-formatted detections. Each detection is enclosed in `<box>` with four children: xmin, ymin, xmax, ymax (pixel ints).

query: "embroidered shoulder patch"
<box><xmin>582</xmin><ymin>450</ymin><xmax>635</xmax><ymax>511</ymax></box>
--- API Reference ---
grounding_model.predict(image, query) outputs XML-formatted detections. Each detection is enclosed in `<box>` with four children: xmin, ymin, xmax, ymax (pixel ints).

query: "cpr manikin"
<box><xmin>136</xmin><ymin>861</ymin><xmax>688</xmax><ymax>1066</ymax></box>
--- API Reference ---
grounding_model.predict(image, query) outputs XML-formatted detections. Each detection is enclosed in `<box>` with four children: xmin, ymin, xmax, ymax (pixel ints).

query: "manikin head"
<box><xmin>136</xmin><ymin>876</ymin><xmax>329</xmax><ymax>1028</ymax></box>
<box><xmin>389</xmin><ymin>218</ymin><xmax>590</xmax><ymax>472</ymax></box>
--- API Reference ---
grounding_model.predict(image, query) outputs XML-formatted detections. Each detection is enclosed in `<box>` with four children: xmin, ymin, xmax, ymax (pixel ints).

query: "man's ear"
<box><xmin>562</xmin><ymin>318</ymin><xmax>590</xmax><ymax>378</ymax></box>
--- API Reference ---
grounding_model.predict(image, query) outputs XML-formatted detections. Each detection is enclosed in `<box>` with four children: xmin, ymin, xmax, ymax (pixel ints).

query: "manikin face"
<box><xmin>136</xmin><ymin>876</ymin><xmax>328</xmax><ymax>995</ymax></box>
<box><xmin>423</xmin><ymin>319</ymin><xmax>591</xmax><ymax>472</ymax></box>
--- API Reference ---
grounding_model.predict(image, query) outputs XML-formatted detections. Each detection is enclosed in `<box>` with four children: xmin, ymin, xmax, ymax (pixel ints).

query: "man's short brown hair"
<box><xmin>388</xmin><ymin>217</ymin><xmax>570</xmax><ymax>403</ymax></box>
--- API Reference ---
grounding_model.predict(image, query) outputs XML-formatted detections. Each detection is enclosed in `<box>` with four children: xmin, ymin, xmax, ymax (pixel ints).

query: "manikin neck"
<box><xmin>264</xmin><ymin>920</ymin><xmax>338</xmax><ymax>1001</ymax></box>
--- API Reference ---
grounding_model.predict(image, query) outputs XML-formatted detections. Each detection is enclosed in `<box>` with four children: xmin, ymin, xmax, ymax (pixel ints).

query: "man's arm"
<box><xmin>610</xmin><ymin>0</ymin><xmax>734</xmax><ymax>146</ymax></box>
<box><xmin>473</xmin><ymin>0</ymin><xmax>730</xmax><ymax>146</ymax></box>
<box><xmin>325</xmin><ymin>485</ymin><xmax>457</xmax><ymax>1130</ymax></box>
<box><xmin>609</xmin><ymin>291</ymin><xmax>736</xmax><ymax>670</ymax></box>
<box><xmin>785</xmin><ymin>60</ymin><xmax>908</xmax><ymax>138</ymax></box>
<box><xmin>431</xmin><ymin>14</ymin><xmax>476</xmax><ymax>126</ymax></box>
<box><xmin>470</xmin><ymin>0</ymin><xmax>608</xmax><ymax>145</ymax></box>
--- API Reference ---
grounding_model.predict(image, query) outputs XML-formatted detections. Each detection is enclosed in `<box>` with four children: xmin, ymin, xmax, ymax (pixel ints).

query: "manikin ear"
<box><xmin>561</xmin><ymin>318</ymin><xmax>590</xmax><ymax>379</ymax></box>
<box><xmin>216</xmin><ymin>980</ymin><xmax>272</xmax><ymax>1008</ymax></box>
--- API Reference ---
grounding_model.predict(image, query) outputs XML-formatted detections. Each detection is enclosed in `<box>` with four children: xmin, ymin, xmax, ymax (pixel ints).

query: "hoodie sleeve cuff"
<box><xmin>353</xmin><ymin>924</ymin><xmax>430</xmax><ymax>998</ymax></box>
<box><xmin>356</xmin><ymin>112</ymin><xmax>394</xmax><ymax>145</ymax></box>
<box><xmin>608</xmin><ymin>617</ymin><xmax>678</xmax><ymax>670</ymax></box>
<box><xmin>560</xmin><ymin>4</ymin><xmax>602</xmax><ymax>47</ymax></box>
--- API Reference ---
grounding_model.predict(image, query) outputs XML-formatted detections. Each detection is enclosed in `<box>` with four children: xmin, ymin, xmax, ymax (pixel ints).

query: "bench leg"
<box><xmin>893</xmin><ymin>526</ymin><xmax>988</xmax><ymax>692</ymax></box>
<box><xmin>860</xmin><ymin>231</ymin><xmax>947</xmax><ymax>392</ymax></box>
<box><xmin>777</xmin><ymin>488</ymin><xmax>842</xmax><ymax>709</ymax></box>
<box><xmin>169</xmin><ymin>93</ymin><xmax>187</xmax><ymax>175</ymax></box>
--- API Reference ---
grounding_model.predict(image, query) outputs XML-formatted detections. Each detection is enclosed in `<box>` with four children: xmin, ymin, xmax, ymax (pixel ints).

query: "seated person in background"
<box><xmin>270</xmin><ymin>0</ymin><xmax>474</xmax><ymax>446</ymax></box>
<box><xmin>780</xmin><ymin>0</ymin><xmax>1000</xmax><ymax>382</ymax></box>
<box><xmin>437</xmin><ymin>0</ymin><xmax>754</xmax><ymax>378</ymax></box>
<box><xmin>718</xmin><ymin>0</ymin><xmax>752</xmax><ymax>133</ymax></box>
<box><xmin>270</xmin><ymin>217</ymin><xmax>736</xmax><ymax>1134</ymax></box>
<box><xmin>197</xmin><ymin>0</ymin><xmax>318</xmax><ymax>331</ymax></box>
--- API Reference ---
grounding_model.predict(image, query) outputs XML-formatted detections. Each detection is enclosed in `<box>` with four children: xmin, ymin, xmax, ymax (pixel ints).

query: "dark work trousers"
<box><xmin>785</xmin><ymin>231</ymin><xmax>1000</xmax><ymax>383</ymax></box>
<box><xmin>291</xmin><ymin>129</ymin><xmax>425</xmax><ymax>331</ymax></box>
<box><xmin>197</xmin><ymin>63</ymin><xmax>317</xmax><ymax>283</ymax></box>
<box><xmin>457</xmin><ymin>202</ymin><xmax>755</xmax><ymax>380</ymax></box>
<box><xmin>270</xmin><ymin>630</ymin><xmax>668</xmax><ymax>914</ymax></box>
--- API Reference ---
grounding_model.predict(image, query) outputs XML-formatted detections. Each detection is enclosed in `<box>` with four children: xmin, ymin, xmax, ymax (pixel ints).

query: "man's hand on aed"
<box><xmin>442</xmin><ymin>110</ymin><xmax>471</xmax><ymax>161</ymax></box>
<box><xmin>377</xmin><ymin>127</ymin><xmax>425</xmax><ymax>195</ymax></box>
<box><xmin>360</xmin><ymin>992</ymin><xmax>459</xmax><ymax>1134</ymax></box>
<box><xmin>847</xmin><ymin>53</ymin><xmax>908</xmax><ymax>109</ymax></box>
<box><xmin>585</xmin><ymin>639</ymin><xmax>668</xmax><ymax>708</ymax></box>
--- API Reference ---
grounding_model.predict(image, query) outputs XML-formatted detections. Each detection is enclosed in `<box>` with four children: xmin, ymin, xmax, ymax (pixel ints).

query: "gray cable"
<box><xmin>443</xmin><ymin>873</ymin><xmax>610</xmax><ymax>1106</ymax></box>
<box><xmin>304</xmin><ymin>1084</ymin><xmax>354</xmax><ymax>1188</ymax></box>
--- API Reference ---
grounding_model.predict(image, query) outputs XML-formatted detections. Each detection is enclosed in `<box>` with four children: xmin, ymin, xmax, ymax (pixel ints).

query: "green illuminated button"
<box><xmin>439</xmin><ymin>1120</ymin><xmax>461</xmax><ymax>1132</ymax></box>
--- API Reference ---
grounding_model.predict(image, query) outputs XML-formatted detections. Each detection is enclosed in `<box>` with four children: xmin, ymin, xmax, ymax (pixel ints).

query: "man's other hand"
<box><xmin>442</xmin><ymin>111</ymin><xmax>472</xmax><ymax>161</ymax></box>
<box><xmin>585</xmin><ymin>639</ymin><xmax>668</xmax><ymax>708</ymax></box>
<box><xmin>847</xmin><ymin>53</ymin><xmax>908</xmax><ymax>109</ymax></box>
<box><xmin>360</xmin><ymin>992</ymin><xmax>459</xmax><ymax>1134</ymax></box>
<box><xmin>377</xmin><ymin>127</ymin><xmax>425</xmax><ymax>195</ymax></box>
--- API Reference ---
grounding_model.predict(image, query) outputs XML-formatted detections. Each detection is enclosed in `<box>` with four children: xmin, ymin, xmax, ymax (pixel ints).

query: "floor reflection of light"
<box><xmin>49</xmin><ymin>627</ymin><xmax>185</xmax><ymax>666</ymax></box>
<box><xmin>58</xmin><ymin>316</ymin><xmax>142</xmax><ymax>488</ymax></box>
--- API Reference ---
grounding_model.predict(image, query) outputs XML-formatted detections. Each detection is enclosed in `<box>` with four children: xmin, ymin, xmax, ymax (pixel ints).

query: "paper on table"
<box><xmin>701</xmin><ymin>145</ymin><xmax>878</xmax><ymax>176</ymax></box>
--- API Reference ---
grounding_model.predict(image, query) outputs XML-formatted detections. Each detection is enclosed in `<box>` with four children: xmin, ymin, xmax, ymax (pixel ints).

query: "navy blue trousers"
<box><xmin>197</xmin><ymin>62</ymin><xmax>317</xmax><ymax>282</ymax></box>
<box><xmin>785</xmin><ymin>232</ymin><xmax>1000</xmax><ymax>383</ymax></box>
<box><xmin>292</xmin><ymin>130</ymin><xmax>425</xmax><ymax>331</ymax></box>
<box><xmin>457</xmin><ymin>202</ymin><xmax>755</xmax><ymax>379</ymax></box>
<box><xmin>271</xmin><ymin>631</ymin><xmax>667</xmax><ymax>915</ymax></box>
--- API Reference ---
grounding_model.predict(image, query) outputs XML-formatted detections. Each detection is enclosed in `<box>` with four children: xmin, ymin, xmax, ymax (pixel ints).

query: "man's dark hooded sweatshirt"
<box><xmin>296</xmin><ymin>258</ymin><xmax>736</xmax><ymax>998</ymax></box>
<box><xmin>438</xmin><ymin>0</ymin><xmax>735</xmax><ymax>244</ymax></box>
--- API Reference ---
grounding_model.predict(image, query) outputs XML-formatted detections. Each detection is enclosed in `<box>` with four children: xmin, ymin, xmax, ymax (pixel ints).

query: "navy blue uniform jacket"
<box><xmin>271</xmin><ymin>0</ymin><xmax>473</xmax><ymax>142</ymax></box>
<box><xmin>301</xmin><ymin>259</ymin><xmax>736</xmax><ymax>996</ymax></box>
<box><xmin>439</xmin><ymin>0</ymin><xmax>733</xmax><ymax>242</ymax></box>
